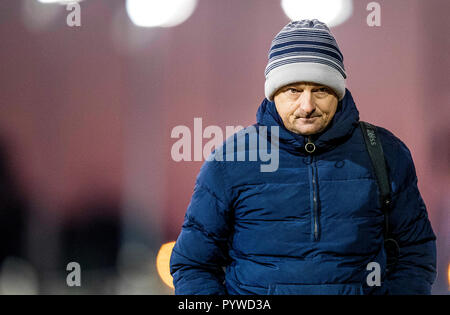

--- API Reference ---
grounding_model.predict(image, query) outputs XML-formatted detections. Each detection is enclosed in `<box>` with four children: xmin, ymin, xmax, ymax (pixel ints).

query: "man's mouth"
<box><xmin>299</xmin><ymin>117</ymin><xmax>319</xmax><ymax>122</ymax></box>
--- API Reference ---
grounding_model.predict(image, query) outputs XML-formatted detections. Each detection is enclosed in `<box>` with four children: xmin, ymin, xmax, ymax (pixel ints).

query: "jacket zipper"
<box><xmin>306</xmin><ymin>137</ymin><xmax>319</xmax><ymax>241</ymax></box>
<box><xmin>311</xmin><ymin>155</ymin><xmax>319</xmax><ymax>241</ymax></box>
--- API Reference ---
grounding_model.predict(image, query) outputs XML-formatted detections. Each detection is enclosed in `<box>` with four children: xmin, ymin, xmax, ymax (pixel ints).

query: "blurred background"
<box><xmin>0</xmin><ymin>0</ymin><xmax>448</xmax><ymax>294</ymax></box>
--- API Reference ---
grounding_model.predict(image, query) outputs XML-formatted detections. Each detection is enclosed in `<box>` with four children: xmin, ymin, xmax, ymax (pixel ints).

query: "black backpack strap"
<box><xmin>359</xmin><ymin>121</ymin><xmax>399</xmax><ymax>266</ymax></box>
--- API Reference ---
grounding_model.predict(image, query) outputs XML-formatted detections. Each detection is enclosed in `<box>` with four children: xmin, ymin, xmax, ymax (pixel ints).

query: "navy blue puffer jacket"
<box><xmin>170</xmin><ymin>89</ymin><xmax>436</xmax><ymax>295</ymax></box>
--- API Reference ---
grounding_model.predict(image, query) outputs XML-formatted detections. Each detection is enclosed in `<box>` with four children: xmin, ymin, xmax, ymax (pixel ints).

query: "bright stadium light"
<box><xmin>448</xmin><ymin>263</ymin><xmax>450</xmax><ymax>288</ymax></box>
<box><xmin>126</xmin><ymin>0</ymin><xmax>198</xmax><ymax>28</ymax></box>
<box><xmin>281</xmin><ymin>0</ymin><xmax>353</xmax><ymax>28</ymax></box>
<box><xmin>37</xmin><ymin>0</ymin><xmax>83</xmax><ymax>4</ymax></box>
<box><xmin>156</xmin><ymin>241</ymin><xmax>175</xmax><ymax>289</ymax></box>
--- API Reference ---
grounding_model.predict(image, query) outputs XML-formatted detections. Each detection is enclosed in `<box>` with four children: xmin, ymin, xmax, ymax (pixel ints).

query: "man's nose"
<box><xmin>297</xmin><ymin>92</ymin><xmax>315</xmax><ymax>115</ymax></box>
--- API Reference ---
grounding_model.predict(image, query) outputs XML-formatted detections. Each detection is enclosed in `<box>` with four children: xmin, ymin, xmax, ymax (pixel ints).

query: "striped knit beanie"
<box><xmin>264</xmin><ymin>19</ymin><xmax>347</xmax><ymax>101</ymax></box>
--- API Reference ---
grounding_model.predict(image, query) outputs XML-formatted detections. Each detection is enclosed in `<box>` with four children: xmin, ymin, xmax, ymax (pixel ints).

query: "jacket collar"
<box><xmin>256</xmin><ymin>88</ymin><xmax>360</xmax><ymax>154</ymax></box>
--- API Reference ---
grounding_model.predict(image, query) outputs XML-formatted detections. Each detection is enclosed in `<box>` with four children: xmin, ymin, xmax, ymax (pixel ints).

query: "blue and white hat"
<box><xmin>264</xmin><ymin>19</ymin><xmax>347</xmax><ymax>101</ymax></box>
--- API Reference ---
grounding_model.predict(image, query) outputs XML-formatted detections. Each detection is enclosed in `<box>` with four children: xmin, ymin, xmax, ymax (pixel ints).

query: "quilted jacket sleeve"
<box><xmin>385</xmin><ymin>138</ymin><xmax>437</xmax><ymax>295</ymax></box>
<box><xmin>170</xmin><ymin>156</ymin><xmax>232</xmax><ymax>295</ymax></box>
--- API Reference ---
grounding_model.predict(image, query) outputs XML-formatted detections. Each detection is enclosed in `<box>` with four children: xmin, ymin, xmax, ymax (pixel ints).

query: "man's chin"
<box><xmin>292</xmin><ymin>124</ymin><xmax>322</xmax><ymax>136</ymax></box>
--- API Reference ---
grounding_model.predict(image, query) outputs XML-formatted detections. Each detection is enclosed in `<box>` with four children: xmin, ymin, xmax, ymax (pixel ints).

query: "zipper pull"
<box><xmin>305</xmin><ymin>136</ymin><xmax>316</xmax><ymax>154</ymax></box>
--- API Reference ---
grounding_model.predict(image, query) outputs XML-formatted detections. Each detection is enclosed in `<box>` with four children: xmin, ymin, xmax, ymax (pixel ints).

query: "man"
<box><xmin>170</xmin><ymin>20</ymin><xmax>436</xmax><ymax>295</ymax></box>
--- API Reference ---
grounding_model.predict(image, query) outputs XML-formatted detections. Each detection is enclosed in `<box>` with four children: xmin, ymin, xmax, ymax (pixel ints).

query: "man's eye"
<box><xmin>316</xmin><ymin>88</ymin><xmax>329</xmax><ymax>93</ymax></box>
<box><xmin>288</xmin><ymin>88</ymin><xmax>299</xmax><ymax>93</ymax></box>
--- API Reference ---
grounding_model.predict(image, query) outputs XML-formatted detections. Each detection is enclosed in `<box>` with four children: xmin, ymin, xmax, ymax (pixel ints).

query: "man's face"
<box><xmin>273</xmin><ymin>82</ymin><xmax>339</xmax><ymax>136</ymax></box>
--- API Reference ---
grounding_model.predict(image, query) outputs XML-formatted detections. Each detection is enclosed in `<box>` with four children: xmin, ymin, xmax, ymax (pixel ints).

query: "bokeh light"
<box><xmin>37</xmin><ymin>0</ymin><xmax>83</xmax><ymax>4</ymax></box>
<box><xmin>281</xmin><ymin>0</ymin><xmax>353</xmax><ymax>28</ymax></box>
<box><xmin>156</xmin><ymin>241</ymin><xmax>175</xmax><ymax>289</ymax></box>
<box><xmin>126</xmin><ymin>0</ymin><xmax>197</xmax><ymax>28</ymax></box>
<box><xmin>448</xmin><ymin>263</ymin><xmax>450</xmax><ymax>289</ymax></box>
